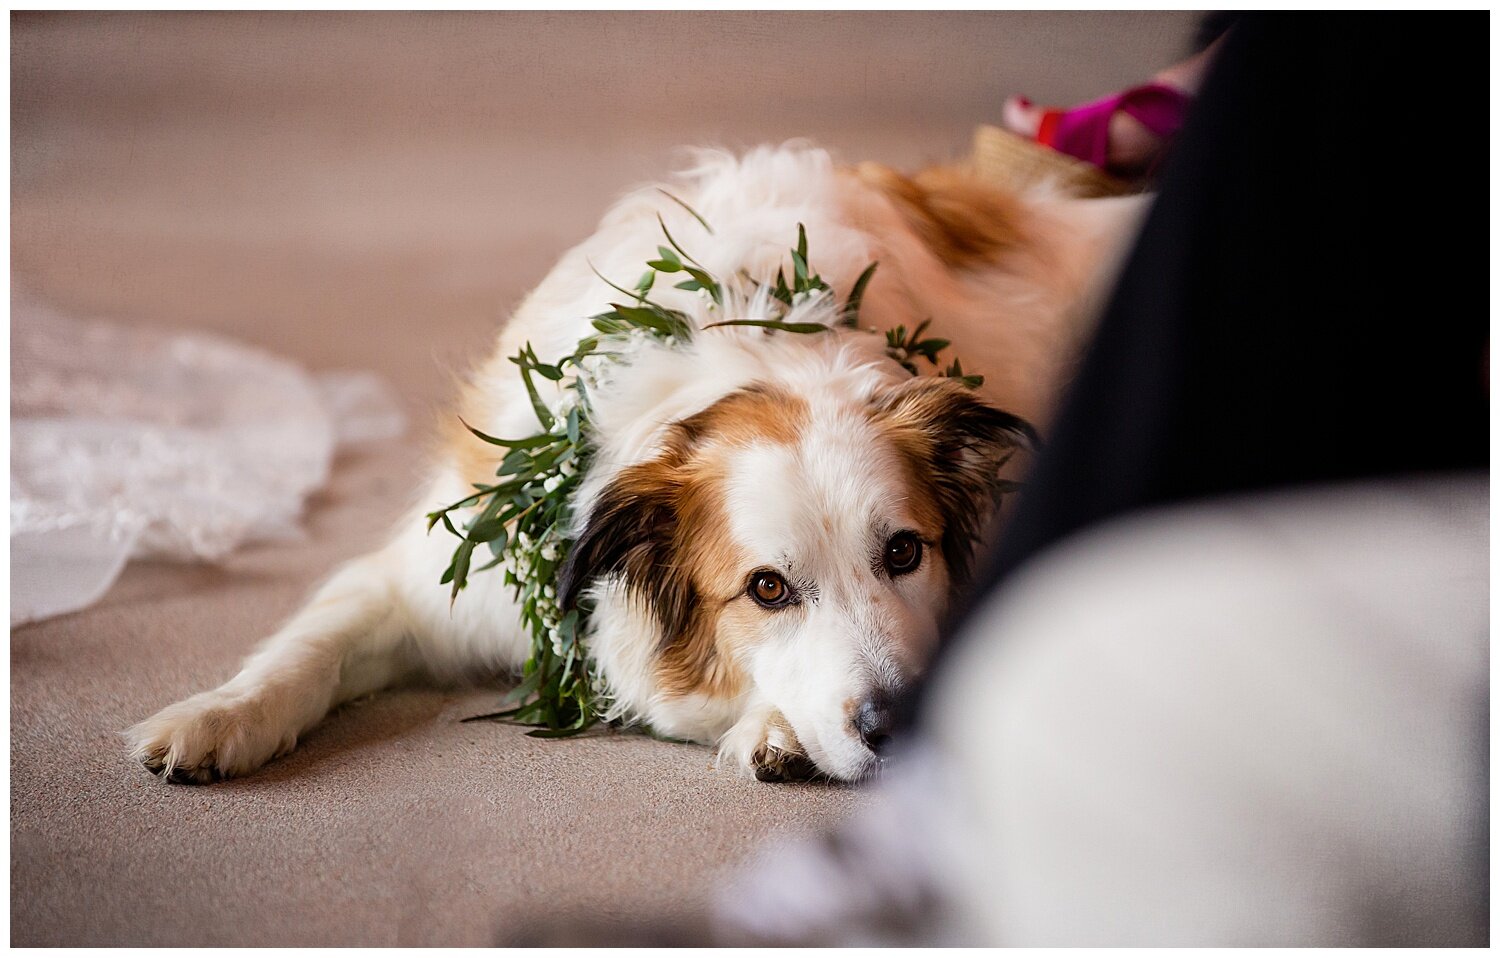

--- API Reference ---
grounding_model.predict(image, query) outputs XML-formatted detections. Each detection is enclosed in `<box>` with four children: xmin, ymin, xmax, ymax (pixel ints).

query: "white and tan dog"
<box><xmin>127</xmin><ymin>145</ymin><xmax>1140</xmax><ymax>783</ymax></box>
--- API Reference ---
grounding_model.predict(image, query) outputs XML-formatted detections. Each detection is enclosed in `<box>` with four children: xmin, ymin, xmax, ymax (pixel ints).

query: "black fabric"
<box><xmin>906</xmin><ymin>14</ymin><xmax>1489</xmax><ymax>726</ymax></box>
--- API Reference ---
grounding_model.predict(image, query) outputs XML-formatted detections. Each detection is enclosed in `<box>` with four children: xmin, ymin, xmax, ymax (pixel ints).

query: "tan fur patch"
<box><xmin>886</xmin><ymin>441</ymin><xmax>949</xmax><ymax>544</ymax></box>
<box><xmin>868</xmin><ymin>387</ymin><xmax>951</xmax><ymax>539</ymax></box>
<box><xmin>867</xmin><ymin>376</ymin><xmax>1029</xmax><ymax>586</ymax></box>
<box><xmin>673</xmin><ymin>383</ymin><xmax>808</xmax><ymax>449</ymax></box>
<box><xmin>627</xmin><ymin>385</ymin><xmax>810</xmax><ymax>699</ymax></box>
<box><xmin>850</xmin><ymin>162</ymin><xmax>1026</xmax><ymax>269</ymax></box>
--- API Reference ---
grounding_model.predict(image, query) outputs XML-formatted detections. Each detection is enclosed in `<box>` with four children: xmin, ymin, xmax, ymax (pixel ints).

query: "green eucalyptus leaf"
<box><xmin>657</xmin><ymin>188</ymin><xmax>715</xmax><ymax>234</ymax></box>
<box><xmin>487</xmin><ymin>530</ymin><xmax>509</xmax><ymax>557</ymax></box>
<box><xmin>591</xmin><ymin>313</ymin><xmax>631</xmax><ymax>335</ymax></box>
<box><xmin>504</xmin><ymin>670</ymin><xmax>545</xmax><ymax>703</ymax></box>
<box><xmin>841</xmin><ymin>261</ymin><xmax>878</xmax><ymax>327</ymax></box>
<box><xmin>466</xmin><ymin>516</ymin><xmax>508</xmax><ymax>543</ymax></box>
<box><xmin>588</xmin><ymin>259</ymin><xmax>672</xmax><ymax>313</ymax></box>
<box><xmin>702</xmin><ymin>319</ymin><xmax>831</xmax><ymax>334</ymax></box>
<box><xmin>448</xmin><ymin>541</ymin><xmax>475</xmax><ymax>599</ymax></box>
<box><xmin>681</xmin><ymin>267</ymin><xmax>722</xmax><ymax>305</ymax></box>
<box><xmin>460</xmin><ymin>420</ymin><xmax>553</xmax><ymax>449</ymax></box>
<box><xmin>634</xmin><ymin>270</ymin><xmax>656</xmax><ymax>300</ymax></box>
<box><xmin>517</xmin><ymin>359</ymin><xmax>555</xmax><ymax>432</ymax></box>
<box><xmin>656</xmin><ymin>215</ymin><xmax>703</xmax><ymax>268</ymax></box>
<box><xmin>460</xmin><ymin>706</ymin><xmax>526</xmax><ymax>723</ymax></box>
<box><xmin>791</xmin><ymin>249</ymin><xmax>809</xmax><ymax>288</ymax></box>
<box><xmin>512</xmin><ymin>701</ymin><xmax>549</xmax><ymax>725</ymax></box>
<box><xmin>609</xmin><ymin>303</ymin><xmax>692</xmax><ymax>339</ymax></box>
<box><xmin>568</xmin><ymin>336</ymin><xmax>601</xmax><ymax>362</ymax></box>
<box><xmin>499</xmin><ymin>449</ymin><xmax>532</xmax><ymax>476</ymax></box>
<box><xmin>527</xmin><ymin>725</ymin><xmax>590</xmax><ymax>738</ymax></box>
<box><xmin>772</xmin><ymin>268</ymin><xmax>793</xmax><ymax>306</ymax></box>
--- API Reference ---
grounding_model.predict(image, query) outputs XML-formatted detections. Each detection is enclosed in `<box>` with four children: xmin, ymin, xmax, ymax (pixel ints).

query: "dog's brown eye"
<box><xmin>749</xmin><ymin>571</ymin><xmax>792</xmax><ymax>608</ymax></box>
<box><xmin>884</xmin><ymin>532</ymin><xmax>923</xmax><ymax>576</ymax></box>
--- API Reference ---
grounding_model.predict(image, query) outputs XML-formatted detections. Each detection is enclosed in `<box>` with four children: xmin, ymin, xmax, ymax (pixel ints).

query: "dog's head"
<box><xmin>559</xmin><ymin>374</ymin><xmax>1033</xmax><ymax>780</ymax></box>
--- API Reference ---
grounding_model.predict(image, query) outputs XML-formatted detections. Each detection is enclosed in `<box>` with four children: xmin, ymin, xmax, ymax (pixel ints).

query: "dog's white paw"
<box><xmin>125</xmin><ymin>688</ymin><xmax>300</xmax><ymax>784</ymax></box>
<box><xmin>719</xmin><ymin>707</ymin><xmax>816</xmax><ymax>783</ymax></box>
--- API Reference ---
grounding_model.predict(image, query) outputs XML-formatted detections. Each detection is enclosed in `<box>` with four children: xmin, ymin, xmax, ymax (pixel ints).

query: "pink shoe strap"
<box><xmin>1042</xmin><ymin>82</ymin><xmax>1192</xmax><ymax>170</ymax></box>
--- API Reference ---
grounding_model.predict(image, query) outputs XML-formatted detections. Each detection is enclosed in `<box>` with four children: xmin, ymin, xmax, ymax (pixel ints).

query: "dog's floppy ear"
<box><xmin>871</xmin><ymin>377</ymin><xmax>1038</xmax><ymax>584</ymax></box>
<box><xmin>558</xmin><ymin>458</ymin><xmax>695</xmax><ymax>638</ymax></box>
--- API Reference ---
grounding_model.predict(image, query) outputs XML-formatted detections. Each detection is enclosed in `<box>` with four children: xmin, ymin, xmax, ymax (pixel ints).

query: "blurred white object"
<box><xmin>10</xmin><ymin>296</ymin><xmax>405</xmax><ymax>626</ymax></box>
<box><xmin>932</xmin><ymin>477</ymin><xmax>1488</xmax><ymax>945</ymax></box>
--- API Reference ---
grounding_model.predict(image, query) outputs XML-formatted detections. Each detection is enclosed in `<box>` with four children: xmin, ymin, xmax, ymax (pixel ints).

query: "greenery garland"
<box><xmin>431</xmin><ymin>192</ymin><xmax>983</xmax><ymax>737</ymax></box>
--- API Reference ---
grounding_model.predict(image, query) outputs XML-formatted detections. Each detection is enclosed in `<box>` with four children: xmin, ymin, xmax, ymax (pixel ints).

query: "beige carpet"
<box><xmin>11</xmin><ymin>11</ymin><xmax>1198</xmax><ymax>946</ymax></box>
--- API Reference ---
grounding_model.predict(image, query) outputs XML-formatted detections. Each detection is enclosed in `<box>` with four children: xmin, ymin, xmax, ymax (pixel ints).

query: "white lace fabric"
<box><xmin>11</xmin><ymin>296</ymin><xmax>405</xmax><ymax>625</ymax></box>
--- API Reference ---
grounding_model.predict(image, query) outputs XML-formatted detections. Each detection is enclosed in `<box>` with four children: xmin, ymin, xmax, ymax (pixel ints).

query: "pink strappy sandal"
<box><xmin>1033</xmin><ymin>82</ymin><xmax>1192</xmax><ymax>175</ymax></box>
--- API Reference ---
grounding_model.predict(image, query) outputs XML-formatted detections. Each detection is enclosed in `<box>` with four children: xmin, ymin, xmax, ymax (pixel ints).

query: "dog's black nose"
<box><xmin>854</xmin><ymin>694</ymin><xmax>894</xmax><ymax>755</ymax></box>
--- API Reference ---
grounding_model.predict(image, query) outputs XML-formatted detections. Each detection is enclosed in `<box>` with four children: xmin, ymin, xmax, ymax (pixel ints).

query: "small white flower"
<box><xmin>540</xmin><ymin>543</ymin><xmax>559</xmax><ymax>562</ymax></box>
<box><xmin>543</xmin><ymin>474</ymin><xmax>564</xmax><ymax>494</ymax></box>
<box><xmin>543</xmin><ymin>584</ymin><xmax>555</xmax><ymax>599</ymax></box>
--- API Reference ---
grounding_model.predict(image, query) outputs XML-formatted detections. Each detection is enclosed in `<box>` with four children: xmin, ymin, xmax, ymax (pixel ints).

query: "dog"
<box><xmin>127</xmin><ymin>144</ymin><xmax>1141</xmax><ymax>783</ymax></box>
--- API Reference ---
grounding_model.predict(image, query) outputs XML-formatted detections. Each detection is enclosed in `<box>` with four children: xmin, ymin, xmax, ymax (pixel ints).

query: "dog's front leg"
<box><xmin>719</xmin><ymin>702</ymin><xmax>815</xmax><ymax>782</ymax></box>
<box><xmin>125</xmin><ymin>549</ymin><xmax>415</xmax><ymax>783</ymax></box>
